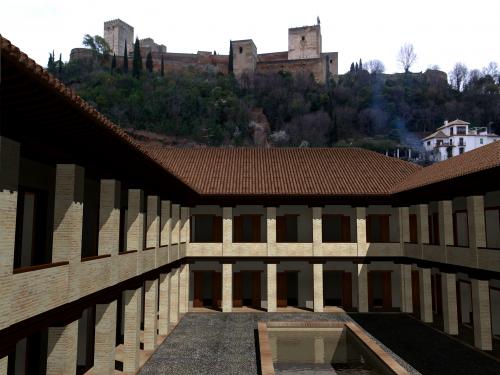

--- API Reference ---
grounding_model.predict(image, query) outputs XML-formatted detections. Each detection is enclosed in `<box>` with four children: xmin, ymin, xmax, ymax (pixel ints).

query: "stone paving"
<box><xmin>139</xmin><ymin>312</ymin><xmax>417</xmax><ymax>375</ymax></box>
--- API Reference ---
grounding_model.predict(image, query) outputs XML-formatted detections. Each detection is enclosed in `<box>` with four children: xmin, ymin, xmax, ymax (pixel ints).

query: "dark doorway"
<box><xmin>233</xmin><ymin>271</ymin><xmax>262</xmax><ymax>308</ymax></box>
<box><xmin>323</xmin><ymin>271</ymin><xmax>352</xmax><ymax>310</ymax></box>
<box><xmin>193</xmin><ymin>271</ymin><xmax>216</xmax><ymax>308</ymax></box>
<box><xmin>213</xmin><ymin>272</ymin><xmax>222</xmax><ymax>309</ymax></box>
<box><xmin>412</xmin><ymin>270</ymin><xmax>420</xmax><ymax>317</ymax></box>
<box><xmin>431</xmin><ymin>274</ymin><xmax>443</xmax><ymax>314</ymax></box>
<box><xmin>277</xmin><ymin>271</ymin><xmax>299</xmax><ymax>307</ymax></box>
<box><xmin>368</xmin><ymin>271</ymin><xmax>392</xmax><ymax>311</ymax></box>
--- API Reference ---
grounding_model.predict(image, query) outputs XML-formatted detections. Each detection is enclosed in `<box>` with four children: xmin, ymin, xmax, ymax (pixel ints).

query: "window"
<box><xmin>81</xmin><ymin>177</ymin><xmax>100</xmax><ymax>258</ymax></box>
<box><xmin>450</xmin><ymin>127</ymin><xmax>454</xmax><ymax>135</ymax></box>
<box><xmin>428</xmin><ymin>213</ymin><xmax>440</xmax><ymax>245</ymax></box>
<box><xmin>366</xmin><ymin>215</ymin><xmax>390</xmax><ymax>243</ymax></box>
<box><xmin>459</xmin><ymin>147</ymin><xmax>465</xmax><ymax>154</ymax></box>
<box><xmin>322</xmin><ymin>215</ymin><xmax>351</xmax><ymax>242</ymax></box>
<box><xmin>329</xmin><ymin>59</ymin><xmax>332</xmax><ymax>63</ymax></box>
<box><xmin>453</xmin><ymin>210</ymin><xmax>469</xmax><ymax>247</ymax></box>
<box><xmin>233</xmin><ymin>214</ymin><xmax>262</xmax><ymax>242</ymax></box>
<box><xmin>301</xmin><ymin>35</ymin><xmax>305</xmax><ymax>41</ymax></box>
<box><xmin>485</xmin><ymin>208</ymin><xmax>500</xmax><ymax>249</ymax></box>
<box><xmin>409</xmin><ymin>214</ymin><xmax>418</xmax><ymax>243</ymax></box>
<box><xmin>239</xmin><ymin>46</ymin><xmax>243</xmax><ymax>54</ymax></box>
<box><xmin>459</xmin><ymin>138</ymin><xmax>464</xmax><ymax>146</ymax></box>
<box><xmin>480</xmin><ymin>138</ymin><xmax>484</xmax><ymax>144</ymax></box>
<box><xmin>427</xmin><ymin>141</ymin><xmax>431</xmax><ymax>146</ymax></box>
<box><xmin>457</xmin><ymin>126</ymin><xmax>466</xmax><ymax>135</ymax></box>
<box><xmin>191</xmin><ymin>215</ymin><xmax>222</xmax><ymax>242</ymax></box>
<box><xmin>14</xmin><ymin>188</ymin><xmax>50</xmax><ymax>269</ymax></box>
<box><xmin>276</xmin><ymin>214</ymin><xmax>298</xmax><ymax>242</ymax></box>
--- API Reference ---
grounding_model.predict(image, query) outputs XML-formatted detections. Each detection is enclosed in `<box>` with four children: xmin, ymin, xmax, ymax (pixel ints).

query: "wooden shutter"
<box><xmin>276</xmin><ymin>216</ymin><xmax>285</xmax><ymax>243</ymax></box>
<box><xmin>366</xmin><ymin>215</ymin><xmax>372</xmax><ymax>242</ymax></box>
<box><xmin>251</xmin><ymin>271</ymin><xmax>261</xmax><ymax>308</ymax></box>
<box><xmin>213</xmin><ymin>215</ymin><xmax>222</xmax><ymax>242</ymax></box>
<box><xmin>382</xmin><ymin>272</ymin><xmax>392</xmax><ymax>311</ymax></box>
<box><xmin>233</xmin><ymin>215</ymin><xmax>243</xmax><ymax>242</ymax></box>
<box><xmin>251</xmin><ymin>215</ymin><xmax>261</xmax><ymax>242</ymax></box>
<box><xmin>277</xmin><ymin>272</ymin><xmax>287</xmax><ymax>307</ymax></box>
<box><xmin>233</xmin><ymin>272</ymin><xmax>243</xmax><ymax>307</ymax></box>
<box><xmin>409</xmin><ymin>214</ymin><xmax>417</xmax><ymax>243</ymax></box>
<box><xmin>213</xmin><ymin>271</ymin><xmax>222</xmax><ymax>309</ymax></box>
<box><xmin>193</xmin><ymin>272</ymin><xmax>203</xmax><ymax>307</ymax></box>
<box><xmin>342</xmin><ymin>272</ymin><xmax>352</xmax><ymax>310</ymax></box>
<box><xmin>341</xmin><ymin>215</ymin><xmax>351</xmax><ymax>242</ymax></box>
<box><xmin>380</xmin><ymin>215</ymin><xmax>390</xmax><ymax>242</ymax></box>
<box><xmin>368</xmin><ymin>271</ymin><xmax>373</xmax><ymax>310</ymax></box>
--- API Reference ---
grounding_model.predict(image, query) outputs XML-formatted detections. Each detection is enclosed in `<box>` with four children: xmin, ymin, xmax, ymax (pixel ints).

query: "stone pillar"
<box><xmin>471</xmin><ymin>278</ymin><xmax>492</xmax><ymax>350</ymax></box>
<box><xmin>438</xmin><ymin>201</ymin><xmax>454</xmax><ymax>246</ymax></box>
<box><xmin>357</xmin><ymin>263</ymin><xmax>368</xmax><ymax>312</ymax></box>
<box><xmin>94</xmin><ymin>301</ymin><xmax>117</xmax><ymax>375</ymax></box>
<box><xmin>313</xmin><ymin>263</ymin><xmax>324</xmax><ymax>312</ymax></box>
<box><xmin>127</xmin><ymin>189</ymin><xmax>145</xmax><ymax>252</ymax></box>
<box><xmin>123</xmin><ymin>287</ymin><xmax>142</xmax><ymax>373</ymax></box>
<box><xmin>312</xmin><ymin>207</ymin><xmax>322</xmax><ymax>255</ymax></box>
<box><xmin>0</xmin><ymin>137</ymin><xmax>20</xmax><ymax>276</ymax></box>
<box><xmin>267</xmin><ymin>263</ymin><xmax>277</xmax><ymax>312</ymax></box>
<box><xmin>52</xmin><ymin>164</ymin><xmax>85</xmax><ymax>264</ymax></box>
<box><xmin>356</xmin><ymin>207</ymin><xmax>366</xmax><ymax>246</ymax></box>
<box><xmin>222</xmin><ymin>207</ymin><xmax>233</xmax><ymax>255</ymax></box>
<box><xmin>169</xmin><ymin>268</ymin><xmax>180</xmax><ymax>326</ymax></box>
<box><xmin>400</xmin><ymin>264</ymin><xmax>413</xmax><ymax>313</ymax></box>
<box><xmin>171</xmin><ymin>204</ymin><xmax>180</xmax><ymax>245</ymax></box>
<box><xmin>146</xmin><ymin>196</ymin><xmax>160</xmax><ymax>249</ymax></box>
<box><xmin>266</xmin><ymin>207</ymin><xmax>277</xmax><ymax>257</ymax></box>
<box><xmin>160</xmin><ymin>200</ymin><xmax>171</xmax><ymax>247</ymax></box>
<box><xmin>441</xmin><ymin>273</ymin><xmax>458</xmax><ymax>335</ymax></box>
<box><xmin>416</xmin><ymin>204</ymin><xmax>429</xmax><ymax>245</ymax></box>
<box><xmin>0</xmin><ymin>357</ymin><xmax>7</xmax><ymax>375</ymax></box>
<box><xmin>179</xmin><ymin>263</ymin><xmax>190</xmax><ymax>314</ymax></box>
<box><xmin>46</xmin><ymin>321</ymin><xmax>78</xmax><ymax>375</ymax></box>
<box><xmin>158</xmin><ymin>273</ymin><xmax>171</xmax><ymax>335</ymax></box>
<box><xmin>99</xmin><ymin>180</ymin><xmax>121</xmax><ymax>256</ymax></box>
<box><xmin>144</xmin><ymin>279</ymin><xmax>158</xmax><ymax>351</ymax></box>
<box><xmin>222</xmin><ymin>263</ymin><xmax>233</xmax><ymax>312</ymax></box>
<box><xmin>419</xmin><ymin>268</ymin><xmax>433</xmax><ymax>323</ymax></box>
<box><xmin>180</xmin><ymin>207</ymin><xmax>189</xmax><ymax>243</ymax></box>
<box><xmin>467</xmin><ymin>196</ymin><xmax>486</xmax><ymax>249</ymax></box>
<box><xmin>399</xmin><ymin>207</ymin><xmax>410</xmax><ymax>244</ymax></box>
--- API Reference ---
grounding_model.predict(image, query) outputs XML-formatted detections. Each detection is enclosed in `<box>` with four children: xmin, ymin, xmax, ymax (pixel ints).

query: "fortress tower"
<box><xmin>231</xmin><ymin>40</ymin><xmax>258</xmax><ymax>77</ymax></box>
<box><xmin>288</xmin><ymin>24</ymin><xmax>322</xmax><ymax>60</ymax></box>
<box><xmin>104</xmin><ymin>19</ymin><xmax>134</xmax><ymax>56</ymax></box>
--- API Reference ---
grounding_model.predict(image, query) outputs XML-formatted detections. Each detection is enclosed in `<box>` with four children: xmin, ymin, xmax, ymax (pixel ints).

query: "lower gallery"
<box><xmin>1</xmin><ymin>36</ymin><xmax>500</xmax><ymax>374</ymax></box>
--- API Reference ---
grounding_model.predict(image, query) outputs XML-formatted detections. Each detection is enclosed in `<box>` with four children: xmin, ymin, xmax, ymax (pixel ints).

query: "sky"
<box><xmin>1</xmin><ymin>0</ymin><xmax>499</xmax><ymax>74</ymax></box>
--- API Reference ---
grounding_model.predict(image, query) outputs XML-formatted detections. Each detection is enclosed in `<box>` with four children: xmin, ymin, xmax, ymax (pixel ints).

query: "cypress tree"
<box><xmin>58</xmin><ymin>53</ymin><xmax>63</xmax><ymax>75</ymax></box>
<box><xmin>146</xmin><ymin>51</ymin><xmax>153</xmax><ymax>73</ymax></box>
<box><xmin>132</xmin><ymin>38</ymin><xmax>142</xmax><ymax>78</ymax></box>
<box><xmin>123</xmin><ymin>43</ymin><xmax>128</xmax><ymax>73</ymax></box>
<box><xmin>355</xmin><ymin>62</ymin><xmax>359</xmax><ymax>71</ymax></box>
<box><xmin>111</xmin><ymin>53</ymin><xmax>117</xmax><ymax>72</ymax></box>
<box><xmin>47</xmin><ymin>51</ymin><xmax>55</xmax><ymax>73</ymax></box>
<box><xmin>160</xmin><ymin>54</ymin><xmax>164</xmax><ymax>76</ymax></box>
<box><xmin>359</xmin><ymin>58</ymin><xmax>363</xmax><ymax>70</ymax></box>
<box><xmin>228</xmin><ymin>41</ymin><xmax>233</xmax><ymax>74</ymax></box>
<box><xmin>349</xmin><ymin>62</ymin><xmax>354</xmax><ymax>73</ymax></box>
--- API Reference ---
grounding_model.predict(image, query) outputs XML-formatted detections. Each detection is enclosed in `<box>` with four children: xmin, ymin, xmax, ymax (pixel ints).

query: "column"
<box><xmin>0</xmin><ymin>357</ymin><xmax>7</xmax><ymax>375</ymax></box>
<box><xmin>180</xmin><ymin>207</ymin><xmax>189</xmax><ymax>243</ymax></box>
<box><xmin>179</xmin><ymin>263</ymin><xmax>189</xmax><ymax>314</ymax></box>
<box><xmin>267</xmin><ymin>207</ymin><xmax>276</xmax><ymax>256</ymax></box>
<box><xmin>441</xmin><ymin>273</ymin><xmax>458</xmax><ymax>335</ymax></box>
<box><xmin>0</xmin><ymin>137</ymin><xmax>19</xmax><ymax>275</ymax></box>
<box><xmin>356</xmin><ymin>207</ymin><xmax>366</xmax><ymax>256</ymax></box>
<box><xmin>146</xmin><ymin>196</ymin><xmax>160</xmax><ymax>249</ymax></box>
<box><xmin>123</xmin><ymin>287</ymin><xmax>142</xmax><ymax>373</ymax></box>
<box><xmin>169</xmin><ymin>268</ymin><xmax>180</xmax><ymax>326</ymax></box>
<box><xmin>222</xmin><ymin>207</ymin><xmax>232</xmax><ymax>255</ymax></box>
<box><xmin>416</xmin><ymin>204</ymin><xmax>429</xmax><ymax>245</ymax></box>
<box><xmin>313</xmin><ymin>263</ymin><xmax>324</xmax><ymax>312</ymax></box>
<box><xmin>357</xmin><ymin>263</ymin><xmax>368</xmax><ymax>312</ymax></box>
<box><xmin>400</xmin><ymin>264</ymin><xmax>413</xmax><ymax>313</ymax></box>
<box><xmin>399</xmin><ymin>207</ymin><xmax>410</xmax><ymax>244</ymax></box>
<box><xmin>144</xmin><ymin>279</ymin><xmax>158</xmax><ymax>351</ymax></box>
<box><xmin>158</xmin><ymin>272</ymin><xmax>171</xmax><ymax>335</ymax></box>
<box><xmin>467</xmin><ymin>196</ymin><xmax>486</xmax><ymax>249</ymax></box>
<box><xmin>438</xmin><ymin>201</ymin><xmax>454</xmax><ymax>246</ymax></box>
<box><xmin>160</xmin><ymin>200</ymin><xmax>171</xmax><ymax>247</ymax></box>
<box><xmin>171</xmin><ymin>204</ymin><xmax>180</xmax><ymax>244</ymax></box>
<box><xmin>99</xmin><ymin>180</ymin><xmax>121</xmax><ymax>255</ymax></box>
<box><xmin>127</xmin><ymin>189</ymin><xmax>145</xmax><ymax>252</ymax></box>
<box><xmin>267</xmin><ymin>263</ymin><xmax>277</xmax><ymax>312</ymax></box>
<box><xmin>94</xmin><ymin>301</ymin><xmax>117</xmax><ymax>375</ymax></box>
<box><xmin>222</xmin><ymin>263</ymin><xmax>233</xmax><ymax>312</ymax></box>
<box><xmin>471</xmin><ymin>278</ymin><xmax>492</xmax><ymax>350</ymax></box>
<box><xmin>312</xmin><ymin>207</ymin><xmax>322</xmax><ymax>255</ymax></box>
<box><xmin>419</xmin><ymin>267</ymin><xmax>433</xmax><ymax>323</ymax></box>
<box><xmin>46</xmin><ymin>321</ymin><xmax>78</xmax><ymax>375</ymax></box>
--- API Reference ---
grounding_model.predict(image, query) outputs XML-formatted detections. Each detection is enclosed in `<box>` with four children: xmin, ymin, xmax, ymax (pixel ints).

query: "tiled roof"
<box><xmin>394</xmin><ymin>140</ymin><xmax>500</xmax><ymax>193</ymax></box>
<box><xmin>437</xmin><ymin>119</ymin><xmax>470</xmax><ymax>130</ymax></box>
<box><xmin>422</xmin><ymin>130</ymin><xmax>447</xmax><ymax>141</ymax></box>
<box><xmin>144</xmin><ymin>147</ymin><xmax>422</xmax><ymax>196</ymax></box>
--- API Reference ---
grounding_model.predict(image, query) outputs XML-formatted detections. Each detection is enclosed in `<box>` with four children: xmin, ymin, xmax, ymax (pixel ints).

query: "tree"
<box><xmin>160</xmin><ymin>54</ymin><xmax>164</xmax><ymax>76</ymax></box>
<box><xmin>228</xmin><ymin>41</ymin><xmax>234</xmax><ymax>74</ymax></box>
<box><xmin>123</xmin><ymin>43</ymin><xmax>128</xmax><ymax>73</ymax></box>
<box><xmin>365</xmin><ymin>59</ymin><xmax>385</xmax><ymax>74</ymax></box>
<box><xmin>132</xmin><ymin>38</ymin><xmax>142</xmax><ymax>78</ymax></box>
<box><xmin>355</xmin><ymin>62</ymin><xmax>359</xmax><ymax>71</ymax></box>
<box><xmin>146</xmin><ymin>51</ymin><xmax>153</xmax><ymax>73</ymax></box>
<box><xmin>47</xmin><ymin>50</ymin><xmax>56</xmax><ymax>73</ymax></box>
<box><xmin>82</xmin><ymin>34</ymin><xmax>110</xmax><ymax>56</ymax></box>
<box><xmin>350</xmin><ymin>62</ymin><xmax>355</xmax><ymax>73</ymax></box>
<box><xmin>58</xmin><ymin>53</ymin><xmax>63</xmax><ymax>75</ymax></box>
<box><xmin>449</xmin><ymin>62</ymin><xmax>468</xmax><ymax>91</ymax></box>
<box><xmin>397</xmin><ymin>43</ymin><xmax>417</xmax><ymax>73</ymax></box>
<box><xmin>111</xmin><ymin>53</ymin><xmax>117</xmax><ymax>72</ymax></box>
<box><xmin>483</xmin><ymin>61</ymin><xmax>499</xmax><ymax>82</ymax></box>
<box><xmin>359</xmin><ymin>59</ymin><xmax>363</xmax><ymax>70</ymax></box>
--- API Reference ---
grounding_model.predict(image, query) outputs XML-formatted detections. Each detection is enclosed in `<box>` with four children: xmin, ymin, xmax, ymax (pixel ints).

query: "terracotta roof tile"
<box><xmin>393</xmin><ymin>140</ymin><xmax>500</xmax><ymax>193</ymax></box>
<box><xmin>144</xmin><ymin>147</ymin><xmax>421</xmax><ymax>196</ymax></box>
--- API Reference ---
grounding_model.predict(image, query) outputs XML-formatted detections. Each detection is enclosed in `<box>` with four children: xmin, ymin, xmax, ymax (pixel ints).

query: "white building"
<box><xmin>423</xmin><ymin>119</ymin><xmax>500</xmax><ymax>162</ymax></box>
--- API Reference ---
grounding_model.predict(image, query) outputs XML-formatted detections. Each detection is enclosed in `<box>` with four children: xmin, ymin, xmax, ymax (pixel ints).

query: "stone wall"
<box><xmin>288</xmin><ymin>25</ymin><xmax>322</xmax><ymax>60</ymax></box>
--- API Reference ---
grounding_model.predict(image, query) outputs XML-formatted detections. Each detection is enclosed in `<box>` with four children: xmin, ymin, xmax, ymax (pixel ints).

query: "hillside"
<box><xmin>54</xmin><ymin>57</ymin><xmax>500</xmax><ymax>151</ymax></box>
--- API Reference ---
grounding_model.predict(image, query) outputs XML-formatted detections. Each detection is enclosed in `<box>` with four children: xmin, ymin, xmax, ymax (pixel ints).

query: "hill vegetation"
<box><xmin>51</xmin><ymin>47</ymin><xmax>500</xmax><ymax>151</ymax></box>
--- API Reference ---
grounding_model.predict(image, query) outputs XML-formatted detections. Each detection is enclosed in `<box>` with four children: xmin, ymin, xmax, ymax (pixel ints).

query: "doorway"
<box><xmin>193</xmin><ymin>271</ymin><xmax>221</xmax><ymax>309</ymax></box>
<box><xmin>277</xmin><ymin>271</ymin><xmax>299</xmax><ymax>307</ymax></box>
<box><xmin>233</xmin><ymin>271</ymin><xmax>262</xmax><ymax>309</ymax></box>
<box><xmin>411</xmin><ymin>270</ymin><xmax>420</xmax><ymax>317</ymax></box>
<box><xmin>368</xmin><ymin>271</ymin><xmax>392</xmax><ymax>311</ymax></box>
<box><xmin>323</xmin><ymin>271</ymin><xmax>352</xmax><ymax>310</ymax></box>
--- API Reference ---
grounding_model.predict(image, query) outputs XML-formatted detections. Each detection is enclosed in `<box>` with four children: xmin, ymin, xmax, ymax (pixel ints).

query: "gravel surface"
<box><xmin>139</xmin><ymin>312</ymin><xmax>419</xmax><ymax>375</ymax></box>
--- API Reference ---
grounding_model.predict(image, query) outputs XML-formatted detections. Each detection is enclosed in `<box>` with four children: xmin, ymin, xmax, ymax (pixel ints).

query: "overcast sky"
<box><xmin>1</xmin><ymin>0</ymin><xmax>499</xmax><ymax>74</ymax></box>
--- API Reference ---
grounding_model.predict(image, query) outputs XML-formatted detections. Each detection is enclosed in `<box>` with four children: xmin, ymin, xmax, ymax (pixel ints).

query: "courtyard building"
<box><xmin>1</xmin><ymin>35</ymin><xmax>500</xmax><ymax>374</ymax></box>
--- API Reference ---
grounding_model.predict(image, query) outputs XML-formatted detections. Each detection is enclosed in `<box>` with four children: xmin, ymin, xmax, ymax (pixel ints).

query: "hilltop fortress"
<box><xmin>70</xmin><ymin>18</ymin><xmax>338</xmax><ymax>83</ymax></box>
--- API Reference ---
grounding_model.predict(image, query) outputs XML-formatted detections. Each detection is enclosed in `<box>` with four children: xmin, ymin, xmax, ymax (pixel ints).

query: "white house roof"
<box><xmin>422</xmin><ymin>130</ymin><xmax>448</xmax><ymax>141</ymax></box>
<box><xmin>437</xmin><ymin>119</ymin><xmax>470</xmax><ymax>130</ymax></box>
